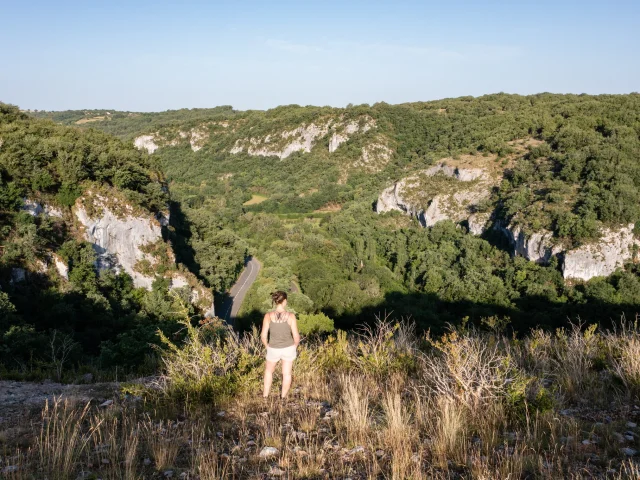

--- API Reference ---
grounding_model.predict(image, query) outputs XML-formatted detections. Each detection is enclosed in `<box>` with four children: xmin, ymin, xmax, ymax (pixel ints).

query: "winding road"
<box><xmin>220</xmin><ymin>256</ymin><xmax>261</xmax><ymax>325</ymax></box>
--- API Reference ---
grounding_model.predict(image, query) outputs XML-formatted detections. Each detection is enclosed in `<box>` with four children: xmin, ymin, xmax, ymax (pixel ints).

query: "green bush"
<box><xmin>297</xmin><ymin>312</ymin><xmax>335</xmax><ymax>335</ymax></box>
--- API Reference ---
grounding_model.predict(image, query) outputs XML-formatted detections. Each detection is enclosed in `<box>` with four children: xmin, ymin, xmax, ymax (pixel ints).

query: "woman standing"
<box><xmin>261</xmin><ymin>291</ymin><xmax>300</xmax><ymax>399</ymax></box>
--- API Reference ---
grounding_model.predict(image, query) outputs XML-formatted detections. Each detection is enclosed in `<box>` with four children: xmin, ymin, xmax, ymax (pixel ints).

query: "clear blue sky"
<box><xmin>2</xmin><ymin>0</ymin><xmax>638</xmax><ymax>111</ymax></box>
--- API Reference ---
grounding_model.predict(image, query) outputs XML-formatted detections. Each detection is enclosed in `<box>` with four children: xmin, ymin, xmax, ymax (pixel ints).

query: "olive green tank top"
<box><xmin>268</xmin><ymin>311</ymin><xmax>294</xmax><ymax>348</ymax></box>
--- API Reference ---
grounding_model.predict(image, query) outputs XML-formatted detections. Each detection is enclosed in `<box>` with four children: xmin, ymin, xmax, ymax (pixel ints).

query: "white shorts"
<box><xmin>266</xmin><ymin>345</ymin><xmax>297</xmax><ymax>362</ymax></box>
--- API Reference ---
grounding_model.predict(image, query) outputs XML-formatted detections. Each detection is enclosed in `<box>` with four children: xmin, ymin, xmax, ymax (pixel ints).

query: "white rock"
<box><xmin>376</xmin><ymin>163</ymin><xmax>491</xmax><ymax>231</ymax></box>
<box><xmin>74</xmin><ymin>197</ymin><xmax>166</xmax><ymax>290</ymax></box>
<box><xmin>621</xmin><ymin>447</ymin><xmax>637</xmax><ymax>456</ymax></box>
<box><xmin>259</xmin><ymin>446</ymin><xmax>279</xmax><ymax>458</ymax></box>
<box><xmin>2</xmin><ymin>466</ymin><xmax>18</xmax><ymax>473</ymax></box>
<box><xmin>231</xmin><ymin>117</ymin><xmax>374</xmax><ymax>159</ymax></box>
<box><xmin>53</xmin><ymin>255</ymin><xmax>69</xmax><ymax>280</ymax></box>
<box><xmin>134</xmin><ymin>135</ymin><xmax>159</xmax><ymax>154</ymax></box>
<box><xmin>163</xmin><ymin>470</ymin><xmax>173</xmax><ymax>478</ymax></box>
<box><xmin>189</xmin><ymin>127</ymin><xmax>209</xmax><ymax>152</ymax></box>
<box><xmin>627</xmin><ymin>422</ymin><xmax>637</xmax><ymax>428</ymax></box>
<box><xmin>563</xmin><ymin>224</ymin><xmax>640</xmax><ymax>281</ymax></box>
<box><xmin>21</xmin><ymin>198</ymin><xmax>43</xmax><ymax>216</ymax></box>
<box><xmin>499</xmin><ymin>224</ymin><xmax>561</xmax><ymax>264</ymax></box>
<box><xmin>99</xmin><ymin>399</ymin><xmax>113</xmax><ymax>408</ymax></box>
<box><xmin>44</xmin><ymin>204</ymin><xmax>64</xmax><ymax>218</ymax></box>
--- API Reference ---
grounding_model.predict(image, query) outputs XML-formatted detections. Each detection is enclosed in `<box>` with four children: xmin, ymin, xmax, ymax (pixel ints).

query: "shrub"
<box><xmin>297</xmin><ymin>312</ymin><xmax>335</xmax><ymax>335</ymax></box>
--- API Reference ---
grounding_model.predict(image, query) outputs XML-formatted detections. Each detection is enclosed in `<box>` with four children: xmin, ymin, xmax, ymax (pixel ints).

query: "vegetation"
<box><xmin>0</xmin><ymin>103</ymin><xmax>200</xmax><ymax>377</ymax></box>
<box><xmin>3</xmin><ymin>316</ymin><xmax>640</xmax><ymax>478</ymax></box>
<box><xmin>22</xmin><ymin>94</ymin><xmax>640</xmax><ymax>344</ymax></box>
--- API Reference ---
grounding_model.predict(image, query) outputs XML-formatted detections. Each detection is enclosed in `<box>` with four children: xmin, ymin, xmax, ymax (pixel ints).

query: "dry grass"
<box><xmin>4</xmin><ymin>319</ymin><xmax>640</xmax><ymax>478</ymax></box>
<box><xmin>242</xmin><ymin>194</ymin><xmax>268</xmax><ymax>205</ymax></box>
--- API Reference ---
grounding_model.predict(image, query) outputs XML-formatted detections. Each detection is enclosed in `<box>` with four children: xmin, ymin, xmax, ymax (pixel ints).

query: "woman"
<box><xmin>261</xmin><ymin>291</ymin><xmax>300</xmax><ymax>399</ymax></box>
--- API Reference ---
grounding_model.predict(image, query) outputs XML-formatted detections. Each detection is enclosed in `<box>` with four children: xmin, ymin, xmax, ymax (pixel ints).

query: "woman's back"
<box><xmin>268</xmin><ymin>311</ymin><xmax>294</xmax><ymax>348</ymax></box>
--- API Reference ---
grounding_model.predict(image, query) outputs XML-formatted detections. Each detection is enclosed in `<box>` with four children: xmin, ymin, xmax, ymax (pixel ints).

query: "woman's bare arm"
<box><xmin>260</xmin><ymin>313</ymin><xmax>270</xmax><ymax>348</ymax></box>
<box><xmin>289</xmin><ymin>313</ymin><xmax>301</xmax><ymax>346</ymax></box>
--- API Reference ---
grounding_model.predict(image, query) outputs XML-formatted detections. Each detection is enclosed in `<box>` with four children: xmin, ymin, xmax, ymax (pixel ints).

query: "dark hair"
<box><xmin>271</xmin><ymin>291</ymin><xmax>287</xmax><ymax>306</ymax></box>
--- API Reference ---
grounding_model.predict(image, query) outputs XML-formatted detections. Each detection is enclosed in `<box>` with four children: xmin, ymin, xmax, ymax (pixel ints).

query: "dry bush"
<box><xmin>421</xmin><ymin>329</ymin><xmax>516</xmax><ymax>410</ymax></box>
<box><xmin>157</xmin><ymin>317</ymin><xmax>263</xmax><ymax>402</ymax></box>
<box><xmin>428</xmin><ymin>396</ymin><xmax>468</xmax><ymax>468</ymax></box>
<box><xmin>381</xmin><ymin>390</ymin><xmax>413</xmax><ymax>450</ymax></box>
<box><xmin>550</xmin><ymin>322</ymin><xmax>603</xmax><ymax>400</ymax></box>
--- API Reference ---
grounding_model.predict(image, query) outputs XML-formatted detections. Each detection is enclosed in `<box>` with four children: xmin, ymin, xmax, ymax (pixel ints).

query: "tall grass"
<box><xmin>5</xmin><ymin>318</ymin><xmax>640</xmax><ymax>478</ymax></box>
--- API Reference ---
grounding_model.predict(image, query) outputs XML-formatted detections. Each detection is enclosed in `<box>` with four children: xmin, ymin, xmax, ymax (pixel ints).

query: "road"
<box><xmin>220</xmin><ymin>256</ymin><xmax>261</xmax><ymax>325</ymax></box>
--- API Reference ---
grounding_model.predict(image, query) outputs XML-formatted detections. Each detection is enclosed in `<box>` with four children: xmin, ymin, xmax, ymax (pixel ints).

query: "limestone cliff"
<box><xmin>72</xmin><ymin>190</ymin><xmax>213</xmax><ymax>312</ymax></box>
<box><xmin>498</xmin><ymin>224</ymin><xmax>562</xmax><ymax>264</ymax></box>
<box><xmin>74</xmin><ymin>193</ymin><xmax>165</xmax><ymax>290</ymax></box>
<box><xmin>376</xmin><ymin>159</ymin><xmax>495</xmax><ymax>231</ymax></box>
<box><xmin>563</xmin><ymin>225</ymin><xmax>640</xmax><ymax>281</ymax></box>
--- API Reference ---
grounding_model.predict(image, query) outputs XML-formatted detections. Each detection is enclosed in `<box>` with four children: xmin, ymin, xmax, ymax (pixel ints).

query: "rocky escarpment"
<box><xmin>133</xmin><ymin>125</ymin><xmax>212</xmax><ymax>154</ymax></box>
<box><xmin>376</xmin><ymin>158</ymin><xmax>640</xmax><ymax>281</ymax></box>
<box><xmin>72</xmin><ymin>191</ymin><xmax>213</xmax><ymax>313</ymax></box>
<box><xmin>376</xmin><ymin>161</ymin><xmax>494</xmax><ymax>231</ymax></box>
<box><xmin>498</xmin><ymin>224</ymin><xmax>562</xmax><ymax>264</ymax></box>
<box><xmin>230</xmin><ymin>116</ymin><xmax>375</xmax><ymax>159</ymax></box>
<box><xmin>563</xmin><ymin>225</ymin><xmax>640</xmax><ymax>281</ymax></box>
<box><xmin>74</xmin><ymin>194</ymin><xmax>166</xmax><ymax>290</ymax></box>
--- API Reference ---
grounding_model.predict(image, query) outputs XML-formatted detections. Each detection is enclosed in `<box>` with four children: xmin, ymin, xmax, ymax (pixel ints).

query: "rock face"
<box><xmin>328</xmin><ymin>120</ymin><xmax>372</xmax><ymax>153</ymax></box>
<box><xmin>563</xmin><ymin>225</ymin><xmax>640</xmax><ymax>281</ymax></box>
<box><xmin>499</xmin><ymin>224</ymin><xmax>562</xmax><ymax>264</ymax></box>
<box><xmin>134</xmin><ymin>127</ymin><xmax>209</xmax><ymax>154</ymax></box>
<box><xmin>21</xmin><ymin>199</ymin><xmax>64</xmax><ymax>218</ymax></box>
<box><xmin>74</xmin><ymin>195</ymin><xmax>166</xmax><ymax>290</ymax></box>
<box><xmin>53</xmin><ymin>255</ymin><xmax>69</xmax><ymax>280</ymax></box>
<box><xmin>376</xmin><ymin>162</ymin><xmax>492</xmax><ymax>230</ymax></box>
<box><xmin>133</xmin><ymin>135</ymin><xmax>159</xmax><ymax>154</ymax></box>
<box><xmin>230</xmin><ymin>116</ymin><xmax>375</xmax><ymax>159</ymax></box>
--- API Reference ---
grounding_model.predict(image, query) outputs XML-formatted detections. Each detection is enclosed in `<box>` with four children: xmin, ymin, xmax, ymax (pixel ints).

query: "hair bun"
<box><xmin>271</xmin><ymin>290</ymin><xmax>287</xmax><ymax>305</ymax></box>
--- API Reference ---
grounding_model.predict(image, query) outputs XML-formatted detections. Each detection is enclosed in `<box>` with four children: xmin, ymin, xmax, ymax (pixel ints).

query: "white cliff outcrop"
<box><xmin>230</xmin><ymin>116</ymin><xmax>375</xmax><ymax>159</ymax></box>
<box><xmin>134</xmin><ymin>126</ymin><xmax>211</xmax><ymax>154</ymax></box>
<box><xmin>376</xmin><ymin>162</ymin><xmax>493</xmax><ymax>230</ymax></box>
<box><xmin>563</xmin><ymin>225</ymin><xmax>640</xmax><ymax>281</ymax></box>
<box><xmin>74</xmin><ymin>195</ymin><xmax>166</xmax><ymax>290</ymax></box>
<box><xmin>499</xmin><ymin>224</ymin><xmax>562</xmax><ymax>264</ymax></box>
<box><xmin>53</xmin><ymin>255</ymin><xmax>69</xmax><ymax>280</ymax></box>
<box><xmin>328</xmin><ymin>120</ymin><xmax>372</xmax><ymax>153</ymax></box>
<box><xmin>133</xmin><ymin>135</ymin><xmax>159</xmax><ymax>154</ymax></box>
<box><xmin>21</xmin><ymin>199</ymin><xmax>64</xmax><ymax>218</ymax></box>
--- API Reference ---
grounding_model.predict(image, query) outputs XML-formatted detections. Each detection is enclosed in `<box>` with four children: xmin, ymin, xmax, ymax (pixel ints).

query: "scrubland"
<box><xmin>2</xmin><ymin>315</ymin><xmax>640</xmax><ymax>479</ymax></box>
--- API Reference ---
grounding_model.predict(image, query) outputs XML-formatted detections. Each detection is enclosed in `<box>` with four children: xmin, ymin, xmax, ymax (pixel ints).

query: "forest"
<box><xmin>2</xmin><ymin>93</ymin><xmax>640</xmax><ymax>378</ymax></box>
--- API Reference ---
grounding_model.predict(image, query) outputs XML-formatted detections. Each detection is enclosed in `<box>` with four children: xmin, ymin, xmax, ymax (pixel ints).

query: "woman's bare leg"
<box><xmin>281</xmin><ymin>360</ymin><xmax>293</xmax><ymax>398</ymax></box>
<box><xmin>263</xmin><ymin>360</ymin><xmax>277</xmax><ymax>397</ymax></box>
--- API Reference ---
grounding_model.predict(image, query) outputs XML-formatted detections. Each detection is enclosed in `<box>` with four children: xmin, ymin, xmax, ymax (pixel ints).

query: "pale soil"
<box><xmin>75</xmin><ymin>116</ymin><xmax>105</xmax><ymax>124</ymax></box>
